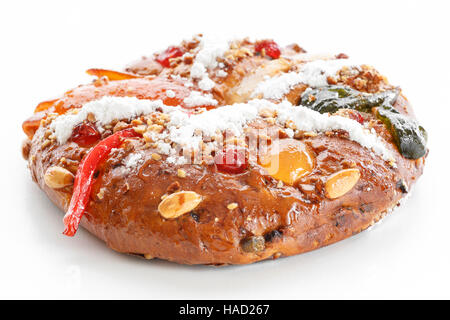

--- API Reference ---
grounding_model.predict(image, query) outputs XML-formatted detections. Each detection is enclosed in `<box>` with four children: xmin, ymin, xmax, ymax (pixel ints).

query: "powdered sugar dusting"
<box><xmin>50</xmin><ymin>96</ymin><xmax>165</xmax><ymax>144</ymax></box>
<box><xmin>170</xmin><ymin>99</ymin><xmax>392</xmax><ymax>161</ymax></box>
<box><xmin>253</xmin><ymin>59</ymin><xmax>358</xmax><ymax>100</ymax></box>
<box><xmin>190</xmin><ymin>36</ymin><xmax>229</xmax><ymax>91</ymax></box>
<box><xmin>124</xmin><ymin>152</ymin><xmax>144</xmax><ymax>168</ymax></box>
<box><xmin>183</xmin><ymin>91</ymin><xmax>218</xmax><ymax>107</ymax></box>
<box><xmin>50</xmin><ymin>96</ymin><xmax>393</xmax><ymax>163</ymax></box>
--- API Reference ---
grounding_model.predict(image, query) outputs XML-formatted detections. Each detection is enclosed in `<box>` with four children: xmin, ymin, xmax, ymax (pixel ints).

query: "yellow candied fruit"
<box><xmin>258</xmin><ymin>139</ymin><xmax>315</xmax><ymax>185</ymax></box>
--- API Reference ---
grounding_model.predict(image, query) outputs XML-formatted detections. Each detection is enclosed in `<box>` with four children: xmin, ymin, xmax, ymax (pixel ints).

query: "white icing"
<box><xmin>253</xmin><ymin>59</ymin><xmax>358</xmax><ymax>100</ymax></box>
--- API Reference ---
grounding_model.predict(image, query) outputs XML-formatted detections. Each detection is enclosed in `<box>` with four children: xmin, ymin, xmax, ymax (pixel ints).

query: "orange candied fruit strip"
<box><xmin>22</xmin><ymin>111</ymin><xmax>48</xmax><ymax>139</ymax></box>
<box><xmin>86</xmin><ymin>68</ymin><xmax>138</xmax><ymax>81</ymax></box>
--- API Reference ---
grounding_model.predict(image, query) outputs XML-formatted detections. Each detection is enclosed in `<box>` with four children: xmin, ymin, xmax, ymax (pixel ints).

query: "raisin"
<box><xmin>264</xmin><ymin>230</ymin><xmax>282</xmax><ymax>242</ymax></box>
<box><xmin>190</xmin><ymin>212</ymin><xmax>200</xmax><ymax>222</ymax></box>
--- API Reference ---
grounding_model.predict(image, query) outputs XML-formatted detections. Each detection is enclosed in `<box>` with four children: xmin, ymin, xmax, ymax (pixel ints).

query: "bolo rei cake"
<box><xmin>22</xmin><ymin>35</ymin><xmax>427</xmax><ymax>265</ymax></box>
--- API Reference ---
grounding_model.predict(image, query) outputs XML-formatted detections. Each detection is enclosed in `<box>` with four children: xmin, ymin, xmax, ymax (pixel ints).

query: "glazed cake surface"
<box><xmin>22</xmin><ymin>35</ymin><xmax>427</xmax><ymax>264</ymax></box>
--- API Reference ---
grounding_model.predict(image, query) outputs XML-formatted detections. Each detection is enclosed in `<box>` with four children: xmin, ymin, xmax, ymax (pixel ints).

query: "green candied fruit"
<box><xmin>376</xmin><ymin>105</ymin><xmax>428</xmax><ymax>159</ymax></box>
<box><xmin>298</xmin><ymin>85</ymin><xmax>428</xmax><ymax>160</ymax></box>
<box><xmin>299</xmin><ymin>85</ymin><xmax>399</xmax><ymax>114</ymax></box>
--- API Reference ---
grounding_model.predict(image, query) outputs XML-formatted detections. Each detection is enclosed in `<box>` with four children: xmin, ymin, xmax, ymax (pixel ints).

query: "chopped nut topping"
<box><xmin>87</xmin><ymin>112</ymin><xmax>96</xmax><ymax>122</ymax></box>
<box><xmin>389</xmin><ymin>158</ymin><xmax>397</xmax><ymax>168</ymax></box>
<box><xmin>304</xmin><ymin>131</ymin><xmax>318</xmax><ymax>137</ymax></box>
<box><xmin>133</xmin><ymin>125</ymin><xmax>147</xmax><ymax>134</ymax></box>
<box><xmin>224</xmin><ymin>137</ymin><xmax>246</xmax><ymax>148</ymax></box>
<box><xmin>285</xmin><ymin>119</ymin><xmax>297</xmax><ymax>130</ymax></box>
<box><xmin>183</xmin><ymin>55</ymin><xmax>194</xmax><ymax>65</ymax></box>
<box><xmin>147</xmin><ymin>124</ymin><xmax>164</xmax><ymax>133</ymax></box>
<box><xmin>144</xmin><ymin>254</ymin><xmax>154</xmax><ymax>260</ymax></box>
<box><xmin>177</xmin><ymin>169</ymin><xmax>186</xmax><ymax>178</ymax></box>
<box><xmin>97</xmin><ymin>187</ymin><xmax>106</xmax><ymax>200</ymax></box>
<box><xmin>41</xmin><ymin>140</ymin><xmax>51</xmax><ymax>149</ymax></box>
<box><xmin>259</xmin><ymin>108</ymin><xmax>276</xmax><ymax>119</ymax></box>
<box><xmin>143</xmin><ymin>132</ymin><xmax>154</xmax><ymax>143</ymax></box>
<box><xmin>113</xmin><ymin>121</ymin><xmax>130</xmax><ymax>133</ymax></box>
<box><xmin>131</xmin><ymin>118</ymin><xmax>143</xmax><ymax>126</ymax></box>
<box><xmin>265</xmin><ymin>117</ymin><xmax>276</xmax><ymax>125</ymax></box>
<box><xmin>151</xmin><ymin>153</ymin><xmax>161</xmax><ymax>161</ymax></box>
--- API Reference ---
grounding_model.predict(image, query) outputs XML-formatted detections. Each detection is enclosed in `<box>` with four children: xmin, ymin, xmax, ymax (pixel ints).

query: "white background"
<box><xmin>1</xmin><ymin>0</ymin><xmax>449</xmax><ymax>299</ymax></box>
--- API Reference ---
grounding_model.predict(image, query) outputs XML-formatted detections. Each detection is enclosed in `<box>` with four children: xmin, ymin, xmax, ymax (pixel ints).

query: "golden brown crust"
<box><xmin>23</xmin><ymin>36</ymin><xmax>427</xmax><ymax>265</ymax></box>
<box><xmin>26</xmin><ymin>98</ymin><xmax>425</xmax><ymax>265</ymax></box>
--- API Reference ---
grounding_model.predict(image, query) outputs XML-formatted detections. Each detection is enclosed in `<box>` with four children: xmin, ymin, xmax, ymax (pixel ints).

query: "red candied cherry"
<box><xmin>255</xmin><ymin>40</ymin><xmax>281</xmax><ymax>59</ymax></box>
<box><xmin>215</xmin><ymin>147</ymin><xmax>249</xmax><ymax>174</ymax></box>
<box><xmin>70</xmin><ymin>122</ymin><xmax>101</xmax><ymax>147</ymax></box>
<box><xmin>155</xmin><ymin>46</ymin><xmax>184</xmax><ymax>68</ymax></box>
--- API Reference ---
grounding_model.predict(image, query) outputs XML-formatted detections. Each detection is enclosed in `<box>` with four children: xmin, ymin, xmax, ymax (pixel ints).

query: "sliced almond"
<box><xmin>44</xmin><ymin>166</ymin><xmax>74</xmax><ymax>189</ymax></box>
<box><xmin>325</xmin><ymin>168</ymin><xmax>360</xmax><ymax>199</ymax></box>
<box><xmin>158</xmin><ymin>191</ymin><xmax>202</xmax><ymax>219</ymax></box>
